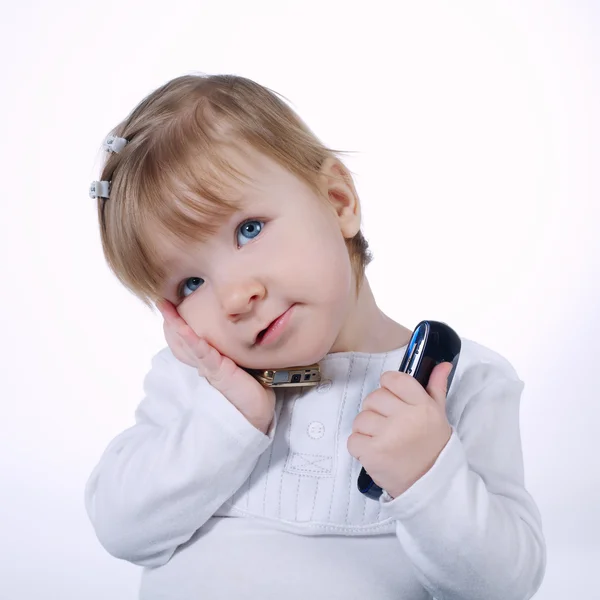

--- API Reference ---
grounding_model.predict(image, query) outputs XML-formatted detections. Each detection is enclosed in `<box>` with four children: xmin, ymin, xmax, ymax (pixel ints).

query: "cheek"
<box><xmin>310</xmin><ymin>234</ymin><xmax>354</xmax><ymax>299</ymax></box>
<box><xmin>319</xmin><ymin>256</ymin><xmax>352</xmax><ymax>304</ymax></box>
<box><xmin>297</xmin><ymin>216</ymin><xmax>353</xmax><ymax>283</ymax></box>
<box><xmin>177</xmin><ymin>297</ymin><xmax>209</xmax><ymax>337</ymax></box>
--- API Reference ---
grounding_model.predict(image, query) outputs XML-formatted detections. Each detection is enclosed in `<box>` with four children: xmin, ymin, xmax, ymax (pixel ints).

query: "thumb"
<box><xmin>426</xmin><ymin>362</ymin><xmax>453</xmax><ymax>405</ymax></box>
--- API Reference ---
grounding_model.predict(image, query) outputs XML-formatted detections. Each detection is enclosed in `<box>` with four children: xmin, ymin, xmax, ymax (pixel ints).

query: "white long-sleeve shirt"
<box><xmin>85</xmin><ymin>338</ymin><xmax>546</xmax><ymax>599</ymax></box>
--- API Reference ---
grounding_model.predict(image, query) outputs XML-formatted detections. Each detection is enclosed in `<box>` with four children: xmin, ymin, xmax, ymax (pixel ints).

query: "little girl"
<box><xmin>85</xmin><ymin>74</ymin><xmax>546</xmax><ymax>599</ymax></box>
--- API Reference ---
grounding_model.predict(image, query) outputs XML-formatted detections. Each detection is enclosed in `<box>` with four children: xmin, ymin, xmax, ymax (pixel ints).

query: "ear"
<box><xmin>318</xmin><ymin>157</ymin><xmax>361</xmax><ymax>239</ymax></box>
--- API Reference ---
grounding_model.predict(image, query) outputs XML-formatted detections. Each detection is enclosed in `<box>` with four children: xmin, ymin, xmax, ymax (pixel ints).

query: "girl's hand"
<box><xmin>347</xmin><ymin>364</ymin><xmax>453</xmax><ymax>498</ymax></box>
<box><xmin>156</xmin><ymin>300</ymin><xmax>276</xmax><ymax>434</ymax></box>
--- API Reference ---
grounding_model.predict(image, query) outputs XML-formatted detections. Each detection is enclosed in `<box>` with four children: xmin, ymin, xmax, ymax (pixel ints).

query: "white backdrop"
<box><xmin>1</xmin><ymin>1</ymin><xmax>598</xmax><ymax>598</ymax></box>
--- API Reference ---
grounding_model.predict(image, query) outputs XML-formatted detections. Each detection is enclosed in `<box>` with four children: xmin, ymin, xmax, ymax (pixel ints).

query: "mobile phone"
<box><xmin>357</xmin><ymin>320</ymin><xmax>461</xmax><ymax>499</ymax></box>
<box><xmin>244</xmin><ymin>364</ymin><xmax>322</xmax><ymax>388</ymax></box>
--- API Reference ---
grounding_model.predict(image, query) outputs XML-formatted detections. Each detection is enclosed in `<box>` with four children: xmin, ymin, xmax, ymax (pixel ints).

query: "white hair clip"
<box><xmin>89</xmin><ymin>180</ymin><xmax>111</xmax><ymax>199</ymax></box>
<box><xmin>90</xmin><ymin>136</ymin><xmax>128</xmax><ymax>199</ymax></box>
<box><xmin>103</xmin><ymin>135</ymin><xmax>128</xmax><ymax>153</ymax></box>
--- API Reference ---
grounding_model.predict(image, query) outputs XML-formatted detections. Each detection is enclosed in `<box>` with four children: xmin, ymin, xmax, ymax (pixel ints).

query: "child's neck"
<box><xmin>330</xmin><ymin>277</ymin><xmax>412</xmax><ymax>355</ymax></box>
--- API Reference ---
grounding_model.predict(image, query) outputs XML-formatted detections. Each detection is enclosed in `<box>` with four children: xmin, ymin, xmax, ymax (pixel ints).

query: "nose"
<box><xmin>218</xmin><ymin>277</ymin><xmax>266</xmax><ymax>319</ymax></box>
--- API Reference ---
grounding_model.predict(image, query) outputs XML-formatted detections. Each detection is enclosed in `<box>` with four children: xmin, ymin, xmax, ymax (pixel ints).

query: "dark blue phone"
<box><xmin>357</xmin><ymin>320</ymin><xmax>461</xmax><ymax>499</ymax></box>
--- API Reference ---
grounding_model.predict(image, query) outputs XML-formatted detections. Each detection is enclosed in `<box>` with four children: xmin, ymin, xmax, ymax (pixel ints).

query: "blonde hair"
<box><xmin>95</xmin><ymin>74</ymin><xmax>373</xmax><ymax>307</ymax></box>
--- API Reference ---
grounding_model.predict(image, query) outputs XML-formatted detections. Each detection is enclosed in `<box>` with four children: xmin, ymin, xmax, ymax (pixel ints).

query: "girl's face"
<box><xmin>156</xmin><ymin>148</ymin><xmax>361</xmax><ymax>369</ymax></box>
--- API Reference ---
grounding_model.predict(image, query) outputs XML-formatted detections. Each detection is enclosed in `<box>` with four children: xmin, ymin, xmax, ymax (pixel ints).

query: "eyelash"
<box><xmin>176</xmin><ymin>218</ymin><xmax>266</xmax><ymax>299</ymax></box>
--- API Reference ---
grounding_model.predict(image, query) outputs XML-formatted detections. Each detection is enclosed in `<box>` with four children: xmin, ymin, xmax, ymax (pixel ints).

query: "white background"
<box><xmin>1</xmin><ymin>0</ymin><xmax>598</xmax><ymax>598</ymax></box>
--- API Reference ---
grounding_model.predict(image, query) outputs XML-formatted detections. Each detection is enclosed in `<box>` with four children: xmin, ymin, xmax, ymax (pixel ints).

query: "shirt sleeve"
<box><xmin>84</xmin><ymin>349</ymin><xmax>277</xmax><ymax>568</ymax></box>
<box><xmin>379</xmin><ymin>365</ymin><xmax>546</xmax><ymax>600</ymax></box>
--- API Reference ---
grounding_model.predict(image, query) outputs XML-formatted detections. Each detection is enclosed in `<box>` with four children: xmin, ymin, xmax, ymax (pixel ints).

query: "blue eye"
<box><xmin>237</xmin><ymin>220</ymin><xmax>264</xmax><ymax>246</ymax></box>
<box><xmin>180</xmin><ymin>277</ymin><xmax>204</xmax><ymax>298</ymax></box>
<box><xmin>177</xmin><ymin>220</ymin><xmax>263</xmax><ymax>299</ymax></box>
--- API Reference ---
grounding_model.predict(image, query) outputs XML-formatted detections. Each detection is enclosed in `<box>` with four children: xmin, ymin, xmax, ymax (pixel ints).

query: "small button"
<box><xmin>307</xmin><ymin>421</ymin><xmax>325</xmax><ymax>439</ymax></box>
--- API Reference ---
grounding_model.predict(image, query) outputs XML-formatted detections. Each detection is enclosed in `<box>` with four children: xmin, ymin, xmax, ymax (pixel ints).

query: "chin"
<box><xmin>285</xmin><ymin>339</ymin><xmax>336</xmax><ymax>367</ymax></box>
<box><xmin>239</xmin><ymin>353</ymin><xmax>318</xmax><ymax>371</ymax></box>
<box><xmin>240</xmin><ymin>337</ymin><xmax>334</xmax><ymax>370</ymax></box>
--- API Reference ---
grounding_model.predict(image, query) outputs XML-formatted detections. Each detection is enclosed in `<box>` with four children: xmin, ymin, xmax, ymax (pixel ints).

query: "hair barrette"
<box><xmin>89</xmin><ymin>180</ymin><xmax>110</xmax><ymax>199</ymax></box>
<box><xmin>89</xmin><ymin>135</ymin><xmax>129</xmax><ymax>200</ymax></box>
<box><xmin>103</xmin><ymin>135</ymin><xmax>128</xmax><ymax>153</ymax></box>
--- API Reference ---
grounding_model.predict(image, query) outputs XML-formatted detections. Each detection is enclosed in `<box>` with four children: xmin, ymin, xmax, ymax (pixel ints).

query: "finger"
<box><xmin>380</xmin><ymin>370</ymin><xmax>429</xmax><ymax>406</ymax></box>
<box><xmin>361</xmin><ymin>388</ymin><xmax>401</xmax><ymax>417</ymax></box>
<box><xmin>196</xmin><ymin>342</ymin><xmax>222</xmax><ymax>376</ymax></box>
<box><xmin>186</xmin><ymin>338</ymin><xmax>221</xmax><ymax>377</ymax></box>
<box><xmin>169</xmin><ymin>331</ymin><xmax>199</xmax><ymax>366</ymax></box>
<box><xmin>352</xmin><ymin>409</ymin><xmax>387</xmax><ymax>436</ymax></box>
<box><xmin>426</xmin><ymin>362</ymin><xmax>453</xmax><ymax>406</ymax></box>
<box><xmin>158</xmin><ymin>299</ymin><xmax>182</xmax><ymax>324</ymax></box>
<box><xmin>177</xmin><ymin>327</ymin><xmax>211</xmax><ymax>361</ymax></box>
<box><xmin>347</xmin><ymin>431</ymin><xmax>371</xmax><ymax>460</ymax></box>
<box><xmin>176</xmin><ymin>331</ymin><xmax>234</xmax><ymax>386</ymax></box>
<box><xmin>188</xmin><ymin>342</ymin><xmax>246</xmax><ymax>398</ymax></box>
<box><xmin>156</xmin><ymin>298</ymin><xmax>168</xmax><ymax>315</ymax></box>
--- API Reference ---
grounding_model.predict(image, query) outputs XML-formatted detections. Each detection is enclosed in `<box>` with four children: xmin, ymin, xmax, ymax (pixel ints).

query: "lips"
<box><xmin>255</xmin><ymin>323</ymin><xmax>272</xmax><ymax>344</ymax></box>
<box><xmin>254</xmin><ymin>305</ymin><xmax>294</xmax><ymax>345</ymax></box>
<box><xmin>255</xmin><ymin>313</ymin><xmax>283</xmax><ymax>343</ymax></box>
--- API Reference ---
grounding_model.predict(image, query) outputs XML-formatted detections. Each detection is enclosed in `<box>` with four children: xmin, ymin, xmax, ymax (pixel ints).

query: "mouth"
<box><xmin>255</xmin><ymin>327</ymin><xmax>270</xmax><ymax>344</ymax></box>
<box><xmin>255</xmin><ymin>305</ymin><xmax>295</xmax><ymax>346</ymax></box>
